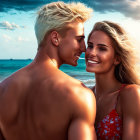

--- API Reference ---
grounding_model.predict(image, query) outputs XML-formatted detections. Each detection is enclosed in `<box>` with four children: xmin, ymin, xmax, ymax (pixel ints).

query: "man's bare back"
<box><xmin>0</xmin><ymin>60</ymin><xmax>96</xmax><ymax>140</ymax></box>
<box><xmin>0</xmin><ymin>2</ymin><xmax>96</xmax><ymax>140</ymax></box>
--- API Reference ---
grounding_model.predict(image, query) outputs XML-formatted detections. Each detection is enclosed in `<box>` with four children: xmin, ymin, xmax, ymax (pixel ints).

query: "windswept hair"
<box><xmin>35</xmin><ymin>1</ymin><xmax>93</xmax><ymax>45</ymax></box>
<box><xmin>88</xmin><ymin>21</ymin><xmax>140</xmax><ymax>85</ymax></box>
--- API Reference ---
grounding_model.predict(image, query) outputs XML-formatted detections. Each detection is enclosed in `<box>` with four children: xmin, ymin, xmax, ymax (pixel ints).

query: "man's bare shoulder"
<box><xmin>58</xmin><ymin>76</ymin><xmax>96</xmax><ymax>116</ymax></box>
<box><xmin>67</xmin><ymin>84</ymin><xmax>97</xmax><ymax>140</ymax></box>
<box><xmin>0</xmin><ymin>67</ymin><xmax>32</xmax><ymax>120</ymax></box>
<box><xmin>46</xmin><ymin>69</ymin><xmax>96</xmax><ymax>113</ymax></box>
<box><xmin>0</xmin><ymin>67</ymin><xmax>32</xmax><ymax>109</ymax></box>
<box><xmin>51</xmin><ymin>69</ymin><xmax>94</xmax><ymax>96</ymax></box>
<box><xmin>1</xmin><ymin>68</ymin><xmax>30</xmax><ymax>91</ymax></box>
<box><xmin>56</xmin><ymin>69</ymin><xmax>95</xmax><ymax>96</ymax></box>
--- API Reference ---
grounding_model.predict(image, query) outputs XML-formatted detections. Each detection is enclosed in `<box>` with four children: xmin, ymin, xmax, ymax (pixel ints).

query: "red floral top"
<box><xmin>95</xmin><ymin>84</ymin><xmax>126</xmax><ymax>139</ymax></box>
<box><xmin>96</xmin><ymin>109</ymin><xmax>122</xmax><ymax>139</ymax></box>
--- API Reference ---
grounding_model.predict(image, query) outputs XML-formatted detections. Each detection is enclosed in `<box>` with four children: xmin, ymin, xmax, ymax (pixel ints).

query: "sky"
<box><xmin>0</xmin><ymin>0</ymin><xmax>140</xmax><ymax>59</ymax></box>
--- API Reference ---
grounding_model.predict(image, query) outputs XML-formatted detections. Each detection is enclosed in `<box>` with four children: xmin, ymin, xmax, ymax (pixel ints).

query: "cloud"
<box><xmin>0</xmin><ymin>0</ymin><xmax>48</xmax><ymax>12</ymax></box>
<box><xmin>85</xmin><ymin>0</ymin><xmax>140</xmax><ymax>20</ymax></box>
<box><xmin>0</xmin><ymin>0</ymin><xmax>140</xmax><ymax>20</ymax></box>
<box><xmin>17</xmin><ymin>36</ymin><xmax>29</xmax><ymax>42</ymax></box>
<box><xmin>0</xmin><ymin>21</ymin><xmax>24</xmax><ymax>30</ymax></box>
<box><xmin>2</xmin><ymin>33</ymin><xmax>30</xmax><ymax>43</ymax></box>
<box><xmin>2</xmin><ymin>34</ymin><xmax>12</xmax><ymax>42</ymax></box>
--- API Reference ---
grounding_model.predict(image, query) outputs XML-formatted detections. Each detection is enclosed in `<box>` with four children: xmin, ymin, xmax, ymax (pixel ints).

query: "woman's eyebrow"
<box><xmin>98</xmin><ymin>43</ymin><xmax>108</xmax><ymax>47</ymax></box>
<box><xmin>87</xmin><ymin>42</ymin><xmax>93</xmax><ymax>45</ymax></box>
<box><xmin>87</xmin><ymin>42</ymin><xmax>109</xmax><ymax>47</ymax></box>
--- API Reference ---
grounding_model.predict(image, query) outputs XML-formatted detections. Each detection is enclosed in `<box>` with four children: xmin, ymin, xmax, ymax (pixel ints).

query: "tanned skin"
<box><xmin>0</xmin><ymin>22</ymin><xmax>96</xmax><ymax>140</ymax></box>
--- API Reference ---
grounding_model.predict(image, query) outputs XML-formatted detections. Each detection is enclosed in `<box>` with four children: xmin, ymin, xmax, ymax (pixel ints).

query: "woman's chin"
<box><xmin>86</xmin><ymin>67</ymin><xmax>95</xmax><ymax>73</ymax></box>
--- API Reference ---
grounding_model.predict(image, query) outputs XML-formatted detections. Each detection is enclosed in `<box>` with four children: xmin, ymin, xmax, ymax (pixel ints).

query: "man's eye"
<box><xmin>77</xmin><ymin>38</ymin><xmax>82</xmax><ymax>42</ymax></box>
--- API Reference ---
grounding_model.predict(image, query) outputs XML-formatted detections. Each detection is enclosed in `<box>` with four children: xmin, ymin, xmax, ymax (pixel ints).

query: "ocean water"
<box><xmin>0</xmin><ymin>56</ymin><xmax>95</xmax><ymax>87</ymax></box>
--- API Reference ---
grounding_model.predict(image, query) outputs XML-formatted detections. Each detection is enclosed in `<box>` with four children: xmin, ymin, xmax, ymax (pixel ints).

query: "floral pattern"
<box><xmin>96</xmin><ymin>109</ymin><xmax>122</xmax><ymax>140</ymax></box>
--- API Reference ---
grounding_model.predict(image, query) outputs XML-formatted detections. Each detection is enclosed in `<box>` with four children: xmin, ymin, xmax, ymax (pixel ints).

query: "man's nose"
<box><xmin>80</xmin><ymin>41</ymin><xmax>86</xmax><ymax>52</ymax></box>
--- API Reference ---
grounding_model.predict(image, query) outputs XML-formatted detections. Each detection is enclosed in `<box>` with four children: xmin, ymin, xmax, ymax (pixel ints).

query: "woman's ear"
<box><xmin>114</xmin><ymin>56</ymin><xmax>121</xmax><ymax>65</ymax></box>
<box><xmin>50</xmin><ymin>31</ymin><xmax>60</xmax><ymax>46</ymax></box>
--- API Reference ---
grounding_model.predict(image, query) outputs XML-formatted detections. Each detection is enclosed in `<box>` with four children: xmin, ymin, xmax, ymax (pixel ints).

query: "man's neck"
<box><xmin>34</xmin><ymin>49</ymin><xmax>62</xmax><ymax>69</ymax></box>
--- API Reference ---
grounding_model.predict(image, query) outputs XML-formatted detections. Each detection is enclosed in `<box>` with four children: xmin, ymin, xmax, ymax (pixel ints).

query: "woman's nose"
<box><xmin>87</xmin><ymin>47</ymin><xmax>97</xmax><ymax>56</ymax></box>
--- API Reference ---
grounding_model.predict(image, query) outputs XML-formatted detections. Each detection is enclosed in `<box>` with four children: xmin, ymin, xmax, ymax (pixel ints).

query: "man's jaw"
<box><xmin>75</xmin><ymin>53</ymin><xmax>81</xmax><ymax>60</ymax></box>
<box><xmin>76</xmin><ymin>55</ymin><xmax>80</xmax><ymax>59</ymax></box>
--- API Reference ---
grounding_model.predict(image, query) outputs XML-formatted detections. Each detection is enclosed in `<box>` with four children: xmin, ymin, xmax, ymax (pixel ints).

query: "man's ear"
<box><xmin>114</xmin><ymin>56</ymin><xmax>121</xmax><ymax>65</ymax></box>
<box><xmin>50</xmin><ymin>31</ymin><xmax>60</xmax><ymax>46</ymax></box>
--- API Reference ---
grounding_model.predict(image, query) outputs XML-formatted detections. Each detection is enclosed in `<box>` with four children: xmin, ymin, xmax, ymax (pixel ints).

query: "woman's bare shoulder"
<box><xmin>120</xmin><ymin>84</ymin><xmax>140</xmax><ymax>98</ymax></box>
<box><xmin>120</xmin><ymin>84</ymin><xmax>140</xmax><ymax>114</ymax></box>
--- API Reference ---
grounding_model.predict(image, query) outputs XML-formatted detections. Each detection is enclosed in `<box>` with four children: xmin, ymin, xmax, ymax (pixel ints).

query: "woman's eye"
<box><xmin>99</xmin><ymin>47</ymin><xmax>107</xmax><ymax>51</ymax></box>
<box><xmin>87</xmin><ymin>45</ymin><xmax>93</xmax><ymax>48</ymax></box>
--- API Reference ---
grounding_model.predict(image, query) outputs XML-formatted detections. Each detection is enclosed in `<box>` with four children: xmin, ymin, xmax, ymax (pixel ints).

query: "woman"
<box><xmin>85</xmin><ymin>21</ymin><xmax>140</xmax><ymax>139</ymax></box>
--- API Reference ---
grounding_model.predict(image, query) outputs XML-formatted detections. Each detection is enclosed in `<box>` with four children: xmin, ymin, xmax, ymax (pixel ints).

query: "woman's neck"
<box><xmin>94</xmin><ymin>72</ymin><xmax>121</xmax><ymax>96</ymax></box>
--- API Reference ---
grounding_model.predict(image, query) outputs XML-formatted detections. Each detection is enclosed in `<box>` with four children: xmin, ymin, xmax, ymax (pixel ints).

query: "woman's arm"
<box><xmin>121</xmin><ymin>85</ymin><xmax>140</xmax><ymax>140</ymax></box>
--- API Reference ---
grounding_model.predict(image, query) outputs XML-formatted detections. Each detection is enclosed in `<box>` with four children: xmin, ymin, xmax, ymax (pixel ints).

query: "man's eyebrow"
<box><xmin>76</xmin><ymin>35</ymin><xmax>85</xmax><ymax>38</ymax></box>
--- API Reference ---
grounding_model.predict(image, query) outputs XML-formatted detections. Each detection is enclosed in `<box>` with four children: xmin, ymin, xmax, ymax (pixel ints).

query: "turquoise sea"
<box><xmin>0</xmin><ymin>54</ymin><xmax>95</xmax><ymax>87</ymax></box>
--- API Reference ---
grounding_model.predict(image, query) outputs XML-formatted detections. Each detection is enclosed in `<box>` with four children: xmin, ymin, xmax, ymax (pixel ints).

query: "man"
<box><xmin>0</xmin><ymin>2</ymin><xmax>96</xmax><ymax>140</ymax></box>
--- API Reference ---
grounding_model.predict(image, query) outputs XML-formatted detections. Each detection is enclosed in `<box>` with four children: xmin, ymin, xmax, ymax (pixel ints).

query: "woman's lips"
<box><xmin>86</xmin><ymin>59</ymin><xmax>100</xmax><ymax>65</ymax></box>
<box><xmin>87</xmin><ymin>60</ymin><xmax>99</xmax><ymax>64</ymax></box>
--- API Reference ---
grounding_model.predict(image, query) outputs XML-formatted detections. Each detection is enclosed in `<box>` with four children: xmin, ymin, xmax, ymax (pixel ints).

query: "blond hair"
<box><xmin>35</xmin><ymin>1</ymin><xmax>93</xmax><ymax>45</ymax></box>
<box><xmin>88</xmin><ymin>21</ymin><xmax>140</xmax><ymax>84</ymax></box>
